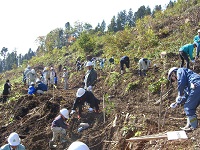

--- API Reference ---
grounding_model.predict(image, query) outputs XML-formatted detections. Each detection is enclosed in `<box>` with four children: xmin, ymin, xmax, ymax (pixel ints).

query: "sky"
<box><xmin>0</xmin><ymin>0</ymin><xmax>172</xmax><ymax>55</ymax></box>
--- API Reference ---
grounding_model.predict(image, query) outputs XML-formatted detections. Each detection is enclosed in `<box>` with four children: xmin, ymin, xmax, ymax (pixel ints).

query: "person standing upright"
<box><xmin>84</xmin><ymin>61</ymin><xmax>97</xmax><ymax>92</ymax></box>
<box><xmin>2</xmin><ymin>80</ymin><xmax>11</xmax><ymax>103</ymax></box>
<box><xmin>120</xmin><ymin>56</ymin><xmax>130</xmax><ymax>74</ymax></box>
<box><xmin>62</xmin><ymin>68</ymin><xmax>68</xmax><ymax>90</ymax></box>
<box><xmin>193</xmin><ymin>29</ymin><xmax>200</xmax><ymax>59</ymax></box>
<box><xmin>179</xmin><ymin>43</ymin><xmax>197</xmax><ymax>68</ymax></box>
<box><xmin>50</xmin><ymin>67</ymin><xmax>56</xmax><ymax>88</ymax></box>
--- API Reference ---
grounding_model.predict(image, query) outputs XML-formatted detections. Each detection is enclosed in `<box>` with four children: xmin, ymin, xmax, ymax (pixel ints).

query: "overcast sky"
<box><xmin>0</xmin><ymin>0</ymin><xmax>172</xmax><ymax>55</ymax></box>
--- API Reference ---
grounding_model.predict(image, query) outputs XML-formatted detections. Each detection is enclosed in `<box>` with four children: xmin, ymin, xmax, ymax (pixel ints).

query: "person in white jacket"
<box><xmin>67</xmin><ymin>141</ymin><xmax>89</xmax><ymax>150</ymax></box>
<box><xmin>62</xmin><ymin>68</ymin><xmax>68</xmax><ymax>90</ymax></box>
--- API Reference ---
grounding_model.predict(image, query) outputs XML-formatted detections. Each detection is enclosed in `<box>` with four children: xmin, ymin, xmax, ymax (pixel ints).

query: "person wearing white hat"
<box><xmin>0</xmin><ymin>132</ymin><xmax>25</xmax><ymax>150</ymax></box>
<box><xmin>26</xmin><ymin>68</ymin><xmax>36</xmax><ymax>86</ymax></box>
<box><xmin>49</xmin><ymin>108</ymin><xmax>70</xmax><ymax>148</ymax></box>
<box><xmin>23</xmin><ymin>65</ymin><xmax>31</xmax><ymax>85</ymax></box>
<box><xmin>168</xmin><ymin>67</ymin><xmax>200</xmax><ymax>131</ymax></box>
<box><xmin>62</xmin><ymin>68</ymin><xmax>68</xmax><ymax>90</ymax></box>
<box><xmin>138</xmin><ymin>58</ymin><xmax>151</xmax><ymax>76</ymax></box>
<box><xmin>28</xmin><ymin>82</ymin><xmax>36</xmax><ymax>95</ymax></box>
<box><xmin>67</xmin><ymin>141</ymin><xmax>89</xmax><ymax>150</ymax></box>
<box><xmin>193</xmin><ymin>29</ymin><xmax>200</xmax><ymax>59</ymax></box>
<box><xmin>83</xmin><ymin>61</ymin><xmax>97</xmax><ymax>92</ymax></box>
<box><xmin>49</xmin><ymin>67</ymin><xmax>56</xmax><ymax>88</ymax></box>
<box><xmin>70</xmin><ymin>88</ymin><xmax>100</xmax><ymax>119</ymax></box>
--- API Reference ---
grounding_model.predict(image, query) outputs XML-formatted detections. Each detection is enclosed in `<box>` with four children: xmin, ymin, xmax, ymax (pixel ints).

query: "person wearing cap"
<box><xmin>179</xmin><ymin>43</ymin><xmax>197</xmax><ymax>68</ymax></box>
<box><xmin>35</xmin><ymin>79</ymin><xmax>48</xmax><ymax>95</ymax></box>
<box><xmin>167</xmin><ymin>67</ymin><xmax>200</xmax><ymax>131</ymax></box>
<box><xmin>49</xmin><ymin>108</ymin><xmax>69</xmax><ymax>148</ymax></box>
<box><xmin>109</xmin><ymin>56</ymin><xmax>114</xmax><ymax>65</ymax></box>
<box><xmin>83</xmin><ymin>61</ymin><xmax>97</xmax><ymax>92</ymax></box>
<box><xmin>2</xmin><ymin>80</ymin><xmax>11</xmax><ymax>103</ymax></box>
<box><xmin>0</xmin><ymin>132</ymin><xmax>25</xmax><ymax>150</ymax></box>
<box><xmin>62</xmin><ymin>68</ymin><xmax>68</xmax><ymax>90</ymax></box>
<box><xmin>26</xmin><ymin>68</ymin><xmax>36</xmax><ymax>86</ymax></box>
<box><xmin>28</xmin><ymin>82</ymin><xmax>36</xmax><ymax>95</ymax></box>
<box><xmin>50</xmin><ymin>67</ymin><xmax>56</xmax><ymax>88</ymax></box>
<box><xmin>67</xmin><ymin>141</ymin><xmax>89</xmax><ymax>150</ymax></box>
<box><xmin>70</xmin><ymin>88</ymin><xmax>100</xmax><ymax>119</ymax></box>
<box><xmin>138</xmin><ymin>58</ymin><xmax>151</xmax><ymax>76</ymax></box>
<box><xmin>193</xmin><ymin>29</ymin><xmax>200</xmax><ymax>59</ymax></box>
<box><xmin>23</xmin><ymin>65</ymin><xmax>31</xmax><ymax>85</ymax></box>
<box><xmin>120</xmin><ymin>56</ymin><xmax>130</xmax><ymax>74</ymax></box>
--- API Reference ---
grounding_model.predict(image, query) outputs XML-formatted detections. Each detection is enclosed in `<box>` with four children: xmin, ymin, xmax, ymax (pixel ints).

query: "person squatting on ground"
<box><xmin>179</xmin><ymin>43</ymin><xmax>197</xmax><ymax>68</ymax></box>
<box><xmin>67</xmin><ymin>141</ymin><xmax>89</xmax><ymax>150</ymax></box>
<box><xmin>28</xmin><ymin>82</ymin><xmax>36</xmax><ymax>95</ymax></box>
<box><xmin>84</xmin><ymin>61</ymin><xmax>97</xmax><ymax>92</ymax></box>
<box><xmin>109</xmin><ymin>57</ymin><xmax>114</xmax><ymax>65</ymax></box>
<box><xmin>70</xmin><ymin>88</ymin><xmax>100</xmax><ymax>119</ymax></box>
<box><xmin>168</xmin><ymin>67</ymin><xmax>200</xmax><ymax>131</ymax></box>
<box><xmin>35</xmin><ymin>79</ymin><xmax>48</xmax><ymax>94</ymax></box>
<box><xmin>2</xmin><ymin>80</ymin><xmax>11</xmax><ymax>103</ymax></box>
<box><xmin>62</xmin><ymin>68</ymin><xmax>68</xmax><ymax>90</ymax></box>
<box><xmin>138</xmin><ymin>58</ymin><xmax>151</xmax><ymax>76</ymax></box>
<box><xmin>120</xmin><ymin>56</ymin><xmax>130</xmax><ymax>74</ymax></box>
<box><xmin>0</xmin><ymin>132</ymin><xmax>25</xmax><ymax>150</ymax></box>
<box><xmin>193</xmin><ymin>29</ymin><xmax>200</xmax><ymax>59</ymax></box>
<box><xmin>49</xmin><ymin>108</ymin><xmax>69</xmax><ymax>148</ymax></box>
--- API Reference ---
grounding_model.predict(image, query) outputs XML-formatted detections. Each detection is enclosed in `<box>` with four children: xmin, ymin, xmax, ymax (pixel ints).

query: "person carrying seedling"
<box><xmin>83</xmin><ymin>61</ymin><xmax>97</xmax><ymax>92</ymax></box>
<box><xmin>0</xmin><ymin>132</ymin><xmax>25</xmax><ymax>150</ymax></box>
<box><xmin>138</xmin><ymin>58</ymin><xmax>151</xmax><ymax>76</ymax></box>
<box><xmin>120</xmin><ymin>56</ymin><xmax>130</xmax><ymax>74</ymax></box>
<box><xmin>168</xmin><ymin>67</ymin><xmax>200</xmax><ymax>131</ymax></box>
<box><xmin>179</xmin><ymin>42</ymin><xmax>197</xmax><ymax>69</ymax></box>
<box><xmin>70</xmin><ymin>88</ymin><xmax>100</xmax><ymax>119</ymax></box>
<box><xmin>49</xmin><ymin>108</ymin><xmax>70</xmax><ymax>148</ymax></box>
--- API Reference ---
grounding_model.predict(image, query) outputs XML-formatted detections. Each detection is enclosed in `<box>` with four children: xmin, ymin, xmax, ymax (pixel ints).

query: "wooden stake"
<box><xmin>103</xmin><ymin>94</ymin><xmax>105</xmax><ymax>123</ymax></box>
<box><xmin>158</xmin><ymin>84</ymin><xmax>163</xmax><ymax>131</ymax></box>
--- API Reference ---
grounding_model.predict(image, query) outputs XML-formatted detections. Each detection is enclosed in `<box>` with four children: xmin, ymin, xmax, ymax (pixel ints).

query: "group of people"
<box><xmin>179</xmin><ymin>29</ymin><xmax>200</xmax><ymax>69</ymax></box>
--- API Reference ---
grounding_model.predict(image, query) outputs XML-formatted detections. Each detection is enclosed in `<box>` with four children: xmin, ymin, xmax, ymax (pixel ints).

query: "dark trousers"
<box><xmin>2</xmin><ymin>94</ymin><xmax>8</xmax><ymax>103</ymax></box>
<box><xmin>179</xmin><ymin>51</ymin><xmax>190</xmax><ymax>68</ymax></box>
<box><xmin>120</xmin><ymin>60</ymin><xmax>130</xmax><ymax>70</ymax></box>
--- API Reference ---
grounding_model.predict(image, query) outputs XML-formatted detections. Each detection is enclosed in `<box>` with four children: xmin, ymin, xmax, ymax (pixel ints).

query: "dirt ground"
<box><xmin>0</xmin><ymin>55</ymin><xmax>200</xmax><ymax>150</ymax></box>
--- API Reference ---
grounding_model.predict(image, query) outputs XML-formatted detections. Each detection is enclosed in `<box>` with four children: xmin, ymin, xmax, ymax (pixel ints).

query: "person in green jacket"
<box><xmin>193</xmin><ymin>29</ymin><xmax>200</xmax><ymax>58</ymax></box>
<box><xmin>179</xmin><ymin>43</ymin><xmax>197</xmax><ymax>68</ymax></box>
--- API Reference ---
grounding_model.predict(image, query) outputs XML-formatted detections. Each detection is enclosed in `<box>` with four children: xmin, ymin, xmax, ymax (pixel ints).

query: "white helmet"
<box><xmin>31</xmin><ymin>82</ymin><xmax>35</xmax><ymax>85</ymax></box>
<box><xmin>67</xmin><ymin>141</ymin><xmax>89</xmax><ymax>150</ymax></box>
<box><xmin>168</xmin><ymin>67</ymin><xmax>178</xmax><ymax>80</ymax></box>
<box><xmin>27</xmin><ymin>65</ymin><xmax>31</xmax><ymax>69</ymax></box>
<box><xmin>60</xmin><ymin>108</ymin><xmax>69</xmax><ymax>119</ymax></box>
<box><xmin>86</xmin><ymin>61</ymin><xmax>93</xmax><ymax>67</ymax></box>
<box><xmin>8</xmin><ymin>132</ymin><xmax>20</xmax><ymax>146</ymax></box>
<box><xmin>76</xmin><ymin>88</ymin><xmax>86</xmax><ymax>97</ymax></box>
<box><xmin>36</xmin><ymin>78</ymin><xmax>40</xmax><ymax>83</ymax></box>
<box><xmin>31</xmin><ymin>69</ymin><xmax>35</xmax><ymax>74</ymax></box>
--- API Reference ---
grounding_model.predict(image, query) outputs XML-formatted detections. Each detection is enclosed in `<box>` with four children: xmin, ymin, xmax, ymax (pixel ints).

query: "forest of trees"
<box><xmin>0</xmin><ymin>0</ymin><xmax>175</xmax><ymax>73</ymax></box>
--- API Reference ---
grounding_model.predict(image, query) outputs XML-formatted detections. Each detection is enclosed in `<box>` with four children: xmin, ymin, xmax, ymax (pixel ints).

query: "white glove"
<box><xmin>191</xmin><ymin>60</ymin><xmax>195</xmax><ymax>63</ymax></box>
<box><xmin>88</xmin><ymin>108</ymin><xmax>93</xmax><ymax>112</ymax></box>
<box><xmin>175</xmin><ymin>96</ymin><xmax>185</xmax><ymax>104</ymax></box>
<box><xmin>87</xmin><ymin>86</ymin><xmax>92</xmax><ymax>91</ymax></box>
<box><xmin>170</xmin><ymin>102</ymin><xmax>178</xmax><ymax>109</ymax></box>
<box><xmin>70</xmin><ymin>110</ymin><xmax>76</xmax><ymax>115</ymax></box>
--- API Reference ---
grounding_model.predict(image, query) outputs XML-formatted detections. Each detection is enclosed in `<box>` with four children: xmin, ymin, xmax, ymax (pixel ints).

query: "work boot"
<box><xmin>180</xmin><ymin>116</ymin><xmax>197</xmax><ymax>131</ymax></box>
<box><xmin>143</xmin><ymin>70</ymin><xmax>147</xmax><ymax>76</ymax></box>
<box><xmin>49</xmin><ymin>140</ymin><xmax>56</xmax><ymax>148</ymax></box>
<box><xmin>139</xmin><ymin>70</ymin><xmax>142</xmax><ymax>76</ymax></box>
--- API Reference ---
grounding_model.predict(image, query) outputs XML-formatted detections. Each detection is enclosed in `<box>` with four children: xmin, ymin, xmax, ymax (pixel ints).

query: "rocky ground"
<box><xmin>0</xmin><ymin>56</ymin><xmax>200</xmax><ymax>150</ymax></box>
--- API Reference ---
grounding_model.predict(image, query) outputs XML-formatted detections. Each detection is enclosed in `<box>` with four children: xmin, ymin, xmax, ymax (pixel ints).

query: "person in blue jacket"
<box><xmin>193</xmin><ymin>29</ymin><xmax>200</xmax><ymax>58</ymax></box>
<box><xmin>168</xmin><ymin>67</ymin><xmax>200</xmax><ymax>131</ymax></box>
<box><xmin>120</xmin><ymin>56</ymin><xmax>130</xmax><ymax>74</ymax></box>
<box><xmin>28</xmin><ymin>82</ymin><xmax>36</xmax><ymax>95</ymax></box>
<box><xmin>35</xmin><ymin>79</ymin><xmax>48</xmax><ymax>94</ymax></box>
<box><xmin>179</xmin><ymin>43</ymin><xmax>197</xmax><ymax>68</ymax></box>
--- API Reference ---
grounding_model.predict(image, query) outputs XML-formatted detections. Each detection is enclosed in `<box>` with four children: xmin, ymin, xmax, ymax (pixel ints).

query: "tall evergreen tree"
<box><xmin>108</xmin><ymin>16</ymin><xmax>117</xmax><ymax>32</ymax></box>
